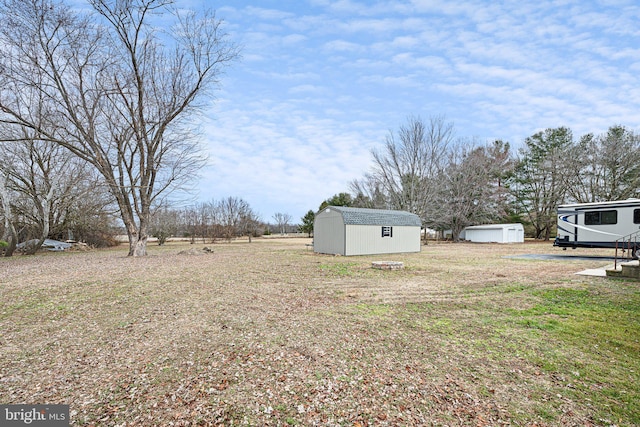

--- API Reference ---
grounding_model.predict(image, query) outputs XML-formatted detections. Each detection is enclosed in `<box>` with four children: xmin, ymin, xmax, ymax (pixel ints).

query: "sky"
<box><xmin>185</xmin><ymin>0</ymin><xmax>640</xmax><ymax>223</ymax></box>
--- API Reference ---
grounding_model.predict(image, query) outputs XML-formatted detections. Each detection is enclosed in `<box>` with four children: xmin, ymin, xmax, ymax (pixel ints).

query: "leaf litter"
<box><xmin>1</xmin><ymin>239</ymin><xmax>637</xmax><ymax>426</ymax></box>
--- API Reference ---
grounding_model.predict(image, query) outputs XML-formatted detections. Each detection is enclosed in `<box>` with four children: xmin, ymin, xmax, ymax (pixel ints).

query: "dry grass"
<box><xmin>1</xmin><ymin>238</ymin><xmax>639</xmax><ymax>426</ymax></box>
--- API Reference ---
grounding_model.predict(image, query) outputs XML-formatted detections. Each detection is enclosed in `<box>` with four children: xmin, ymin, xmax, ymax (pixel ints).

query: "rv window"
<box><xmin>601</xmin><ymin>210</ymin><xmax>617</xmax><ymax>225</ymax></box>
<box><xmin>584</xmin><ymin>212</ymin><xmax>599</xmax><ymax>225</ymax></box>
<box><xmin>585</xmin><ymin>210</ymin><xmax>617</xmax><ymax>225</ymax></box>
<box><xmin>381</xmin><ymin>226</ymin><xmax>393</xmax><ymax>237</ymax></box>
<box><xmin>635</xmin><ymin>209</ymin><xmax>640</xmax><ymax>224</ymax></box>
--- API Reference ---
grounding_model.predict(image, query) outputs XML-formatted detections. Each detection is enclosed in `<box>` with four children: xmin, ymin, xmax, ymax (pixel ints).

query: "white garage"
<box><xmin>463</xmin><ymin>223</ymin><xmax>524</xmax><ymax>243</ymax></box>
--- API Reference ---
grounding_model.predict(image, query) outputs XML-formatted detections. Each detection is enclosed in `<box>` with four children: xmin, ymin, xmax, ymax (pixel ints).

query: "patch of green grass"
<box><xmin>505</xmin><ymin>286</ymin><xmax>640</xmax><ymax>424</ymax></box>
<box><xmin>352</xmin><ymin>303</ymin><xmax>391</xmax><ymax>318</ymax></box>
<box><xmin>515</xmin><ymin>317</ymin><xmax>559</xmax><ymax>331</ymax></box>
<box><xmin>318</xmin><ymin>262</ymin><xmax>359</xmax><ymax>276</ymax></box>
<box><xmin>501</xmin><ymin>283</ymin><xmax>535</xmax><ymax>293</ymax></box>
<box><xmin>0</xmin><ymin>290</ymin><xmax>75</xmax><ymax>323</ymax></box>
<box><xmin>384</xmin><ymin>284</ymin><xmax>640</xmax><ymax>425</ymax></box>
<box><xmin>514</xmin><ymin>288</ymin><xmax>640</xmax><ymax>353</ymax></box>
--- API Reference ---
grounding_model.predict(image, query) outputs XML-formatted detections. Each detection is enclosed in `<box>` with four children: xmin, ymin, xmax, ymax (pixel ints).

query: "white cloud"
<box><xmin>199</xmin><ymin>96</ymin><xmax>383</xmax><ymax>219</ymax></box>
<box><xmin>322</xmin><ymin>39</ymin><xmax>363</xmax><ymax>53</ymax></box>
<box><xmin>288</xmin><ymin>84</ymin><xmax>323</xmax><ymax>94</ymax></box>
<box><xmin>184</xmin><ymin>0</ymin><xmax>640</xmax><ymax>220</ymax></box>
<box><xmin>244</xmin><ymin>6</ymin><xmax>295</xmax><ymax>21</ymax></box>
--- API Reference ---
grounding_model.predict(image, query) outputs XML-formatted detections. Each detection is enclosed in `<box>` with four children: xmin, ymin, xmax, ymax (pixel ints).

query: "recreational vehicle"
<box><xmin>554</xmin><ymin>199</ymin><xmax>640</xmax><ymax>257</ymax></box>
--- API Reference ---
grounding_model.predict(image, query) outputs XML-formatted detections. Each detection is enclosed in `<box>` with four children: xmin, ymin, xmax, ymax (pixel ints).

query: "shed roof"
<box><xmin>323</xmin><ymin>206</ymin><xmax>422</xmax><ymax>227</ymax></box>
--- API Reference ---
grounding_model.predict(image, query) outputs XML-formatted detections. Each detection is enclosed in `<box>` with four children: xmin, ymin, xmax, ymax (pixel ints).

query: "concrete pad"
<box><xmin>575</xmin><ymin>264</ymin><xmax>615</xmax><ymax>277</ymax></box>
<box><xmin>506</xmin><ymin>254</ymin><xmax>616</xmax><ymax>261</ymax></box>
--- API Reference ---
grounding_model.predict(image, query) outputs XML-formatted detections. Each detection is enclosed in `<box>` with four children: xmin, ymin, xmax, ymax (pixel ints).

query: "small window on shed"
<box><xmin>381</xmin><ymin>226</ymin><xmax>393</xmax><ymax>237</ymax></box>
<box><xmin>634</xmin><ymin>209</ymin><xmax>640</xmax><ymax>224</ymax></box>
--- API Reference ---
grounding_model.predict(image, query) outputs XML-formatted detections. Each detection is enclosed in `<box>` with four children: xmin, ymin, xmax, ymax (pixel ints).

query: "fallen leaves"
<box><xmin>1</xmin><ymin>240</ymin><xmax>629</xmax><ymax>425</ymax></box>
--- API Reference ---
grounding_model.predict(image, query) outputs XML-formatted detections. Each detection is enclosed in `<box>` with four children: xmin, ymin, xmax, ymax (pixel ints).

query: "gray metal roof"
<box><xmin>324</xmin><ymin>206</ymin><xmax>422</xmax><ymax>226</ymax></box>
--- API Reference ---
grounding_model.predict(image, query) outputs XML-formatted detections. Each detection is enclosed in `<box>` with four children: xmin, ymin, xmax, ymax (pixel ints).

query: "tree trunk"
<box><xmin>129</xmin><ymin>234</ymin><xmax>148</xmax><ymax>256</ymax></box>
<box><xmin>2</xmin><ymin>222</ymin><xmax>17</xmax><ymax>257</ymax></box>
<box><xmin>0</xmin><ymin>180</ymin><xmax>17</xmax><ymax>257</ymax></box>
<box><xmin>122</xmin><ymin>213</ymin><xmax>148</xmax><ymax>256</ymax></box>
<box><xmin>24</xmin><ymin>195</ymin><xmax>52</xmax><ymax>255</ymax></box>
<box><xmin>534</xmin><ymin>224</ymin><xmax>544</xmax><ymax>240</ymax></box>
<box><xmin>451</xmin><ymin>223</ymin><xmax>465</xmax><ymax>243</ymax></box>
<box><xmin>24</xmin><ymin>235</ymin><xmax>47</xmax><ymax>255</ymax></box>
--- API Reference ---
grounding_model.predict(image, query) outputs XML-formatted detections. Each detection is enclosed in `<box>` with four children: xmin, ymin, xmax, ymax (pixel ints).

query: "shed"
<box><xmin>313</xmin><ymin>206</ymin><xmax>422</xmax><ymax>256</ymax></box>
<box><xmin>463</xmin><ymin>223</ymin><xmax>524</xmax><ymax>243</ymax></box>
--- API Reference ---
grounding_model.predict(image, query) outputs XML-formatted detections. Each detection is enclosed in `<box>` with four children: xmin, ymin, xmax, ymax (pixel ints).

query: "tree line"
<box><xmin>148</xmin><ymin>199</ymin><xmax>295</xmax><ymax>245</ymax></box>
<box><xmin>304</xmin><ymin>117</ymin><xmax>640</xmax><ymax>241</ymax></box>
<box><xmin>5</xmin><ymin>112</ymin><xmax>635</xmax><ymax>254</ymax></box>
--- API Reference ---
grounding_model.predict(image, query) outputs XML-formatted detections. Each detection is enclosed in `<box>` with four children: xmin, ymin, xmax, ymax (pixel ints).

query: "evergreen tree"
<box><xmin>509</xmin><ymin>127</ymin><xmax>574</xmax><ymax>240</ymax></box>
<box><xmin>299</xmin><ymin>210</ymin><xmax>315</xmax><ymax>237</ymax></box>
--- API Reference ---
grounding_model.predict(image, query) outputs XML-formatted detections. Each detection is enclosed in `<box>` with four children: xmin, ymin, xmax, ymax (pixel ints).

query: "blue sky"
<box><xmin>191</xmin><ymin>0</ymin><xmax>640</xmax><ymax>224</ymax></box>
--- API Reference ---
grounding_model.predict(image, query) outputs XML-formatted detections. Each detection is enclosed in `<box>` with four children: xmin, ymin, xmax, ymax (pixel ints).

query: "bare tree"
<box><xmin>181</xmin><ymin>205</ymin><xmax>199</xmax><ymax>244</ymax></box>
<box><xmin>569</xmin><ymin>126</ymin><xmax>640</xmax><ymax>203</ymax></box>
<box><xmin>238</xmin><ymin>205</ymin><xmax>261</xmax><ymax>242</ymax></box>
<box><xmin>349</xmin><ymin>176</ymin><xmax>390</xmax><ymax>209</ymax></box>
<box><xmin>181</xmin><ymin>202</ymin><xmax>210</xmax><ymax>243</ymax></box>
<box><xmin>431</xmin><ymin>140</ymin><xmax>514</xmax><ymax>241</ymax></box>
<box><xmin>216</xmin><ymin>197</ymin><xmax>257</xmax><ymax>241</ymax></box>
<box><xmin>0</xmin><ymin>138</ymin><xmax>116</xmax><ymax>254</ymax></box>
<box><xmin>0</xmin><ymin>136</ymin><xmax>98</xmax><ymax>254</ymax></box>
<box><xmin>149</xmin><ymin>205</ymin><xmax>180</xmax><ymax>245</ymax></box>
<box><xmin>273</xmin><ymin>212</ymin><xmax>292</xmax><ymax>235</ymax></box>
<box><xmin>368</xmin><ymin>116</ymin><xmax>454</xmax><ymax>221</ymax></box>
<box><xmin>0</xmin><ymin>0</ymin><xmax>239</xmax><ymax>256</ymax></box>
<box><xmin>62</xmin><ymin>191</ymin><xmax>119</xmax><ymax>248</ymax></box>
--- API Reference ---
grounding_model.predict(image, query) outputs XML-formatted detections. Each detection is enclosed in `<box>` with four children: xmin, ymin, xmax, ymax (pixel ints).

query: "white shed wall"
<box><xmin>313</xmin><ymin>210</ymin><xmax>345</xmax><ymax>255</ymax></box>
<box><xmin>345</xmin><ymin>225</ymin><xmax>420</xmax><ymax>256</ymax></box>
<box><xmin>464</xmin><ymin>224</ymin><xmax>524</xmax><ymax>243</ymax></box>
<box><xmin>465</xmin><ymin>228</ymin><xmax>501</xmax><ymax>243</ymax></box>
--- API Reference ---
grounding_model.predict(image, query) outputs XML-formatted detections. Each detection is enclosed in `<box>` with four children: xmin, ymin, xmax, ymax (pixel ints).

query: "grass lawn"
<box><xmin>1</xmin><ymin>238</ymin><xmax>639</xmax><ymax>426</ymax></box>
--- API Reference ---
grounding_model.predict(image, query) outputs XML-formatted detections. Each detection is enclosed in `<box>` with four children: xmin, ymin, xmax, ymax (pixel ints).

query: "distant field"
<box><xmin>1</xmin><ymin>238</ymin><xmax>639</xmax><ymax>426</ymax></box>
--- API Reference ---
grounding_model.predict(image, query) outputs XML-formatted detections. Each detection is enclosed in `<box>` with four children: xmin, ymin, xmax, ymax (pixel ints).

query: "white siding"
<box><xmin>464</xmin><ymin>224</ymin><xmax>524</xmax><ymax>243</ymax></box>
<box><xmin>313</xmin><ymin>209</ymin><xmax>345</xmax><ymax>255</ymax></box>
<box><xmin>345</xmin><ymin>225</ymin><xmax>420</xmax><ymax>256</ymax></box>
<box><xmin>465</xmin><ymin>228</ymin><xmax>503</xmax><ymax>243</ymax></box>
<box><xmin>574</xmin><ymin>206</ymin><xmax>636</xmax><ymax>243</ymax></box>
<box><xmin>313</xmin><ymin>207</ymin><xmax>422</xmax><ymax>256</ymax></box>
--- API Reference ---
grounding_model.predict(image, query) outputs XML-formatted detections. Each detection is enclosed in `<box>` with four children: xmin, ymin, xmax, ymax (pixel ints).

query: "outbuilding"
<box><xmin>463</xmin><ymin>223</ymin><xmax>524</xmax><ymax>243</ymax></box>
<box><xmin>313</xmin><ymin>206</ymin><xmax>422</xmax><ymax>256</ymax></box>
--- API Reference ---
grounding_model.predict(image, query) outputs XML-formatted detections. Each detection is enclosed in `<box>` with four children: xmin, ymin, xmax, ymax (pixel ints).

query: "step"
<box><xmin>621</xmin><ymin>261</ymin><xmax>640</xmax><ymax>279</ymax></box>
<box><xmin>606</xmin><ymin>260</ymin><xmax>640</xmax><ymax>279</ymax></box>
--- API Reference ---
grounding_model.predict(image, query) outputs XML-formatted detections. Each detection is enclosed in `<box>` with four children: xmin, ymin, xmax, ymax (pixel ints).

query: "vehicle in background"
<box><xmin>554</xmin><ymin>199</ymin><xmax>640</xmax><ymax>258</ymax></box>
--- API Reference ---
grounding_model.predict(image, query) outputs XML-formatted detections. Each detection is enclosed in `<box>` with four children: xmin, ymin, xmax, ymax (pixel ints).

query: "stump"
<box><xmin>371</xmin><ymin>261</ymin><xmax>404</xmax><ymax>270</ymax></box>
